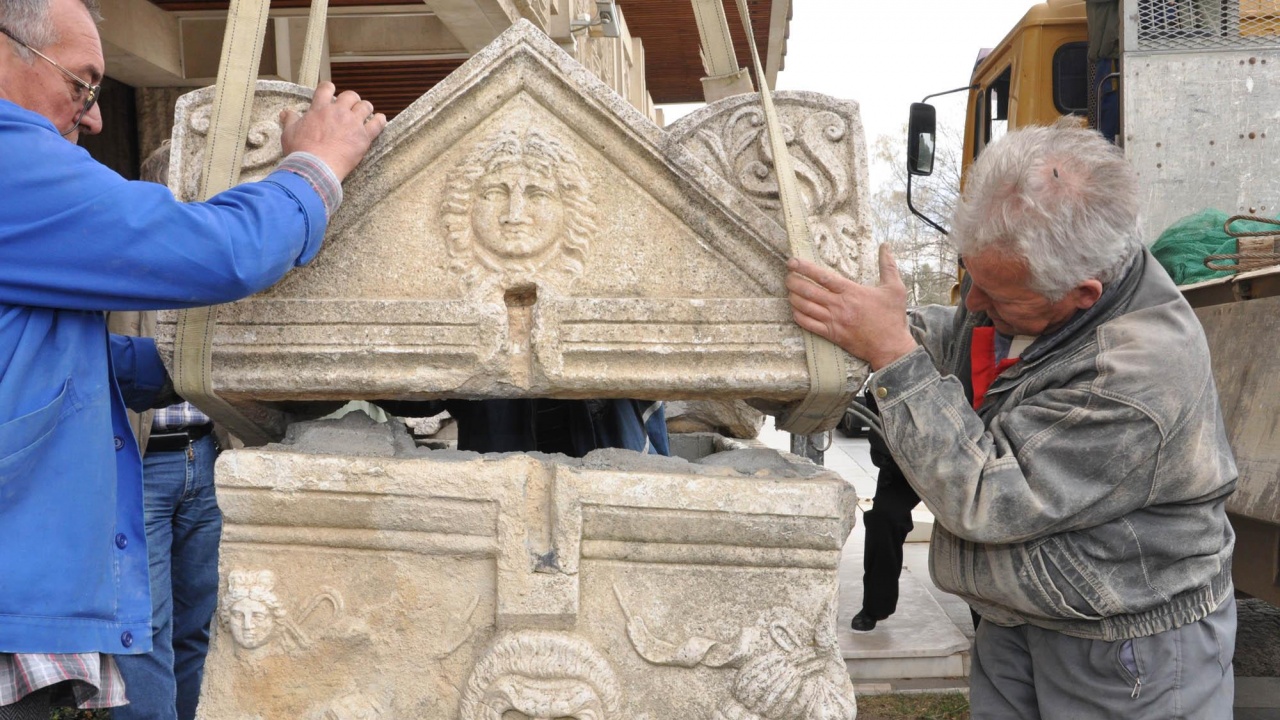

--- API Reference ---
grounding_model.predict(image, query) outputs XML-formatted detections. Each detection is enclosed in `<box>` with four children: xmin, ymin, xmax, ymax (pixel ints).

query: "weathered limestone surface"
<box><xmin>155</xmin><ymin>21</ymin><xmax>871</xmax><ymax>431</ymax></box>
<box><xmin>668</xmin><ymin>91</ymin><xmax>876</xmax><ymax>287</ymax></box>
<box><xmin>197</xmin><ymin>415</ymin><xmax>858</xmax><ymax>719</ymax></box>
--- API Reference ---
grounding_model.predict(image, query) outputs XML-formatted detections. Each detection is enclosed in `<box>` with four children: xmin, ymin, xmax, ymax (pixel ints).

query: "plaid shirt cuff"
<box><xmin>0</xmin><ymin>653</ymin><xmax>127</xmax><ymax>709</ymax></box>
<box><xmin>152</xmin><ymin>401</ymin><xmax>213</xmax><ymax>432</ymax></box>
<box><xmin>277</xmin><ymin>151</ymin><xmax>343</xmax><ymax>219</ymax></box>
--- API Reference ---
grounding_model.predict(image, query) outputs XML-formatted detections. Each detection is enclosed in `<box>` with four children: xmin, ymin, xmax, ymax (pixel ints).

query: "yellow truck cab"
<box><xmin>962</xmin><ymin>0</ymin><xmax>1088</xmax><ymax>176</ymax></box>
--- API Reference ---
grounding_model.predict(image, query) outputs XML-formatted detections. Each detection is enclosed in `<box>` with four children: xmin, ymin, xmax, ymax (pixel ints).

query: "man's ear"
<box><xmin>1072</xmin><ymin>279</ymin><xmax>1104</xmax><ymax>311</ymax></box>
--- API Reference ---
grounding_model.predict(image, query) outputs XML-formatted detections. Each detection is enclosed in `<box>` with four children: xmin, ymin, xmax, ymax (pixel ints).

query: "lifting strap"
<box><xmin>171</xmin><ymin>0</ymin><xmax>328</xmax><ymax>445</ymax></box>
<box><xmin>691</xmin><ymin>0</ymin><xmax>752</xmax><ymax>101</ymax></box>
<box><xmin>691</xmin><ymin>0</ymin><xmax>742</xmax><ymax>78</ymax></box>
<box><xmin>298</xmin><ymin>0</ymin><xmax>329</xmax><ymax>88</ymax></box>
<box><xmin>729</xmin><ymin>0</ymin><xmax>853</xmax><ymax>435</ymax></box>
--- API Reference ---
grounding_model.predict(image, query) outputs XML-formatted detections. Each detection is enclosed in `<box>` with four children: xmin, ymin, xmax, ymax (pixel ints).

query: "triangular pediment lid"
<box><xmin>156</xmin><ymin>22</ymin><xmax>868</xmax><ymax>416</ymax></box>
<box><xmin>320</xmin><ymin>19</ymin><xmax>795</xmax><ymax>299</ymax></box>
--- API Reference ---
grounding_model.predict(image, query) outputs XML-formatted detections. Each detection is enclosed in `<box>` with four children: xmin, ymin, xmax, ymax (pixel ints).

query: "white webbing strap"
<box><xmin>297</xmin><ymin>0</ymin><xmax>329</xmax><ymax>89</ymax></box>
<box><xmin>729</xmin><ymin>0</ymin><xmax>853</xmax><ymax>435</ymax></box>
<box><xmin>172</xmin><ymin>0</ymin><xmax>328</xmax><ymax>445</ymax></box>
<box><xmin>691</xmin><ymin>0</ymin><xmax>740</xmax><ymax>78</ymax></box>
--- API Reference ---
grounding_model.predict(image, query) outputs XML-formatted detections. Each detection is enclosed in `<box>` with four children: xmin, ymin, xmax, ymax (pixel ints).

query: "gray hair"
<box><xmin>140</xmin><ymin>139</ymin><xmax>172</xmax><ymax>185</ymax></box>
<box><xmin>950</xmin><ymin>120</ymin><xmax>1142</xmax><ymax>300</ymax></box>
<box><xmin>1</xmin><ymin>0</ymin><xmax>102</xmax><ymax>61</ymax></box>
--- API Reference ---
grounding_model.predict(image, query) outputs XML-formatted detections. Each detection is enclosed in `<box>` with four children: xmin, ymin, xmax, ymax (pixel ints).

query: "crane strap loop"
<box><xmin>729</xmin><ymin>0</ymin><xmax>854</xmax><ymax>434</ymax></box>
<box><xmin>172</xmin><ymin>0</ymin><xmax>329</xmax><ymax>445</ymax></box>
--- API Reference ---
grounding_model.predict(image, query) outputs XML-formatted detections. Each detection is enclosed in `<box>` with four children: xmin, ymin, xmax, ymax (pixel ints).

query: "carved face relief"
<box><xmin>227</xmin><ymin>596</ymin><xmax>275</xmax><ymax>649</ymax></box>
<box><xmin>471</xmin><ymin>159</ymin><xmax>566</xmax><ymax>261</ymax></box>
<box><xmin>486</xmin><ymin>676</ymin><xmax>604</xmax><ymax>720</ymax></box>
<box><xmin>459</xmin><ymin>632</ymin><xmax>621</xmax><ymax>720</ymax></box>
<box><xmin>443</xmin><ymin>130</ymin><xmax>596</xmax><ymax>290</ymax></box>
<box><xmin>219</xmin><ymin>570</ymin><xmax>287</xmax><ymax>651</ymax></box>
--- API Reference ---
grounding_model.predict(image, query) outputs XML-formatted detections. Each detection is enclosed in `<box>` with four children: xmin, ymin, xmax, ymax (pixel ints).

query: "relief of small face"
<box><xmin>228</xmin><ymin>597</ymin><xmax>274</xmax><ymax>649</ymax></box>
<box><xmin>471</xmin><ymin>163</ymin><xmax>566</xmax><ymax>260</ymax></box>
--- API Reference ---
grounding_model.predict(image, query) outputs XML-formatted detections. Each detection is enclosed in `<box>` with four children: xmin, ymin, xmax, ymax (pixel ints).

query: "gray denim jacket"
<box><xmin>871</xmin><ymin>249</ymin><xmax>1236</xmax><ymax>640</ymax></box>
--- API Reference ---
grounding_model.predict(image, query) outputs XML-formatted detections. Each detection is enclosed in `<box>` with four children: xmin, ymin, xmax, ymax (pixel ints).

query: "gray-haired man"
<box><xmin>787</xmin><ymin>123</ymin><xmax>1236</xmax><ymax>718</ymax></box>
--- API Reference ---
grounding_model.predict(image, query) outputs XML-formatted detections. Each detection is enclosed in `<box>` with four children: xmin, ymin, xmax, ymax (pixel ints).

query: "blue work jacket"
<box><xmin>0</xmin><ymin>99</ymin><xmax>328</xmax><ymax>654</ymax></box>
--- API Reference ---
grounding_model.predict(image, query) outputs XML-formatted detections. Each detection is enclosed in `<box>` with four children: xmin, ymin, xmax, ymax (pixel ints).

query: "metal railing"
<box><xmin>1128</xmin><ymin>0</ymin><xmax>1280</xmax><ymax>51</ymax></box>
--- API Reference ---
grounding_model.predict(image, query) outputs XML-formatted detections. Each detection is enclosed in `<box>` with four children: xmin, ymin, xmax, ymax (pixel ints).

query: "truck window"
<box><xmin>1053</xmin><ymin>41</ymin><xmax>1089</xmax><ymax>116</ymax></box>
<box><xmin>974</xmin><ymin>66</ymin><xmax>1012</xmax><ymax>160</ymax></box>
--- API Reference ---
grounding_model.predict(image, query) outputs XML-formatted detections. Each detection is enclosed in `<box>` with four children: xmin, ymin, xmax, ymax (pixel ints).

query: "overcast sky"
<box><xmin>660</xmin><ymin>0</ymin><xmax>1041</xmax><ymax>186</ymax></box>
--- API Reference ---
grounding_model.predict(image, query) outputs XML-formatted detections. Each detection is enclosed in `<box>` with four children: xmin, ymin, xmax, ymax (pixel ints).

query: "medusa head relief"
<box><xmin>441</xmin><ymin>129</ymin><xmax>598</xmax><ymax>291</ymax></box>
<box><xmin>458</xmin><ymin>631</ymin><xmax>622</xmax><ymax>720</ymax></box>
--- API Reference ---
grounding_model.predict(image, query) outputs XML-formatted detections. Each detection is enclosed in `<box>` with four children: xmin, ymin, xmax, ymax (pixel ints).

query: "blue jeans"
<box><xmin>115</xmin><ymin>434</ymin><xmax>221</xmax><ymax>720</ymax></box>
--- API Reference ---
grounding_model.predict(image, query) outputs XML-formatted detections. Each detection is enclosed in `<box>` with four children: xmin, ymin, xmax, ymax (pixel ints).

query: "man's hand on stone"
<box><xmin>279</xmin><ymin>82</ymin><xmax>388</xmax><ymax>181</ymax></box>
<box><xmin>786</xmin><ymin>244</ymin><xmax>918</xmax><ymax>370</ymax></box>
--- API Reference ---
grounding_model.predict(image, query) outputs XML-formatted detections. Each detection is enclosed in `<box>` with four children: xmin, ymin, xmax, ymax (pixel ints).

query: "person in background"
<box><xmin>378</xmin><ymin>399</ymin><xmax>670</xmax><ymax>457</ymax></box>
<box><xmin>109</xmin><ymin>141</ymin><xmax>226</xmax><ymax>720</ymax></box>
<box><xmin>847</xmin><ymin>386</ymin><xmax>920</xmax><ymax>633</ymax></box>
<box><xmin>1087</xmin><ymin>0</ymin><xmax>1120</xmax><ymax>142</ymax></box>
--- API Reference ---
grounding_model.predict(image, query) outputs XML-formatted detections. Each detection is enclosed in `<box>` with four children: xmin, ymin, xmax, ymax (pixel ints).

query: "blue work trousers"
<box><xmin>114</xmin><ymin>435</ymin><xmax>221</xmax><ymax>720</ymax></box>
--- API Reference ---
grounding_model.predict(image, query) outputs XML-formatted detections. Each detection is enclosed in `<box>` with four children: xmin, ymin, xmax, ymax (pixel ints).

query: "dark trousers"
<box><xmin>0</xmin><ymin>688</ymin><xmax>50</xmax><ymax>720</ymax></box>
<box><xmin>860</xmin><ymin>383</ymin><xmax>922</xmax><ymax>620</ymax></box>
<box><xmin>860</xmin><ymin>460</ymin><xmax>921</xmax><ymax>619</ymax></box>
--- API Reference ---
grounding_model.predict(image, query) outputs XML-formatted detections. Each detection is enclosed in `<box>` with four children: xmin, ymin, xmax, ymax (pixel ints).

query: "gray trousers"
<box><xmin>971</xmin><ymin>595</ymin><xmax>1236</xmax><ymax>719</ymax></box>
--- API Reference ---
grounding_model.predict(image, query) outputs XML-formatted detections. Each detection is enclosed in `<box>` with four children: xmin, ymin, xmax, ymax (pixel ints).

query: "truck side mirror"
<box><xmin>907</xmin><ymin>102</ymin><xmax>937</xmax><ymax>177</ymax></box>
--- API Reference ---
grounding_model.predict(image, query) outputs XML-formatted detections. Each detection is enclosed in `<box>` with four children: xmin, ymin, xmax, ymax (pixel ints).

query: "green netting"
<box><xmin>1150</xmin><ymin>210</ymin><xmax>1278</xmax><ymax>285</ymax></box>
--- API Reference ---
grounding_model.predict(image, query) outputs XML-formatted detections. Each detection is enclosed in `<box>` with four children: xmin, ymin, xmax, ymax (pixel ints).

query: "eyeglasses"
<box><xmin>0</xmin><ymin>26</ymin><xmax>100</xmax><ymax>135</ymax></box>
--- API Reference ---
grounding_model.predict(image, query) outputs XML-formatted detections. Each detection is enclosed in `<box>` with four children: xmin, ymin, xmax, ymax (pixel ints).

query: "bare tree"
<box><xmin>868</xmin><ymin>124</ymin><xmax>964</xmax><ymax>307</ymax></box>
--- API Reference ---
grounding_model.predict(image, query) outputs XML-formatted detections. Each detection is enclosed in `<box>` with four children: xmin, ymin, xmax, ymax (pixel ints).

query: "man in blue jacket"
<box><xmin>0</xmin><ymin>0</ymin><xmax>387</xmax><ymax>712</ymax></box>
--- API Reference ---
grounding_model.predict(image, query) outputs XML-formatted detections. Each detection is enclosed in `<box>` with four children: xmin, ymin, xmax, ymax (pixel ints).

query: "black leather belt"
<box><xmin>146</xmin><ymin>424</ymin><xmax>216</xmax><ymax>454</ymax></box>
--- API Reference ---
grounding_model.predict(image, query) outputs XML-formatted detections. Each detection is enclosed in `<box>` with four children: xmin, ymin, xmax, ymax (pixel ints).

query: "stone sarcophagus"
<box><xmin>155</xmin><ymin>20</ymin><xmax>872</xmax><ymax>431</ymax></box>
<box><xmin>197</xmin><ymin>417</ymin><xmax>858</xmax><ymax>719</ymax></box>
<box><xmin>168</xmin><ymin>18</ymin><xmax>871</xmax><ymax>720</ymax></box>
